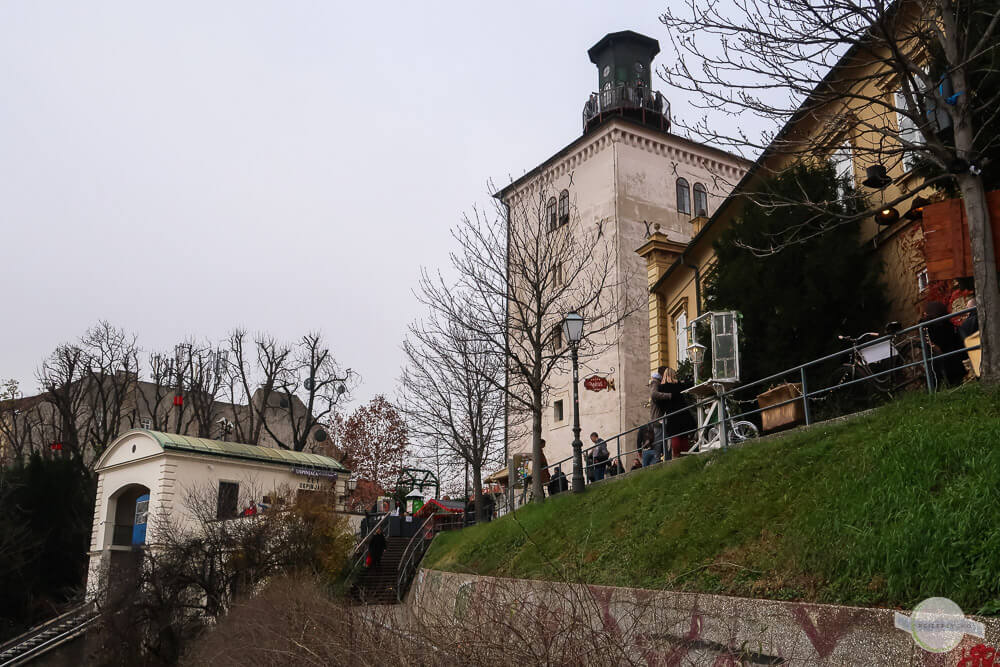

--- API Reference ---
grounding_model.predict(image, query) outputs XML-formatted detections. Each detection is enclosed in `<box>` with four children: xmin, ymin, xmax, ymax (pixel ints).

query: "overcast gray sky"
<box><xmin>0</xmin><ymin>1</ymin><xmax>743</xmax><ymax>405</ymax></box>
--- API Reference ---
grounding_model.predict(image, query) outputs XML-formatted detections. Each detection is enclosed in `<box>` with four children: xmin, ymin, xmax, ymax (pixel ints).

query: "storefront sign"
<box><xmin>584</xmin><ymin>375</ymin><xmax>611</xmax><ymax>392</ymax></box>
<box><xmin>293</xmin><ymin>467</ymin><xmax>338</xmax><ymax>480</ymax></box>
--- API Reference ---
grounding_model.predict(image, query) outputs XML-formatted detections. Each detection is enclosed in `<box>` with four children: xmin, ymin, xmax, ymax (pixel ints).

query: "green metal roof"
<box><xmin>136</xmin><ymin>430</ymin><xmax>350</xmax><ymax>473</ymax></box>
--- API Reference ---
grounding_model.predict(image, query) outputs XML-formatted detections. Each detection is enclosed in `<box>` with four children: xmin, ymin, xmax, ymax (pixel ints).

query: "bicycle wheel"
<box><xmin>731</xmin><ymin>421</ymin><xmax>758</xmax><ymax>442</ymax></box>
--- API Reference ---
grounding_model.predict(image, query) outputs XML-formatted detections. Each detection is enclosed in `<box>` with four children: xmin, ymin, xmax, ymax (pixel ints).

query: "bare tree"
<box><xmin>400</xmin><ymin>304</ymin><xmax>505</xmax><ymax>521</ymax></box>
<box><xmin>222</xmin><ymin>331</ymin><xmax>351</xmax><ymax>451</ymax></box>
<box><xmin>419</xmin><ymin>182</ymin><xmax>636</xmax><ymax>503</ymax></box>
<box><xmin>659</xmin><ymin>0</ymin><xmax>1000</xmax><ymax>383</ymax></box>
<box><xmin>36</xmin><ymin>322</ymin><xmax>139</xmax><ymax>468</ymax></box>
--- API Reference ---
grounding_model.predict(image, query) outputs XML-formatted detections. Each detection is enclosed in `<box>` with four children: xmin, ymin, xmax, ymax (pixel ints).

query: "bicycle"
<box><xmin>834</xmin><ymin>323</ymin><xmax>926</xmax><ymax>399</ymax></box>
<box><xmin>687</xmin><ymin>384</ymin><xmax>758</xmax><ymax>453</ymax></box>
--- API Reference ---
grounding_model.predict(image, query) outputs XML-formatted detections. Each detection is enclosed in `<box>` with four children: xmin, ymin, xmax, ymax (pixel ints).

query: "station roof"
<box><xmin>136</xmin><ymin>429</ymin><xmax>350</xmax><ymax>473</ymax></box>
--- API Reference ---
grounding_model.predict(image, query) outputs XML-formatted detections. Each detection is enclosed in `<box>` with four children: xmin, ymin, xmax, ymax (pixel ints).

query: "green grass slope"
<box><xmin>424</xmin><ymin>385</ymin><xmax>1000</xmax><ymax>614</ymax></box>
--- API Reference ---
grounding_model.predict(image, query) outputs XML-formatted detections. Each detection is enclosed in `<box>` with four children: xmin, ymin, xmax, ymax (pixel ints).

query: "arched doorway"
<box><xmin>106</xmin><ymin>483</ymin><xmax>151</xmax><ymax>548</ymax></box>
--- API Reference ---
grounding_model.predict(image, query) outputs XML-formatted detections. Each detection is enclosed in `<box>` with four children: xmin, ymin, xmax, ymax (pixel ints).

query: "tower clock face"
<box><xmin>602</xmin><ymin>65</ymin><xmax>611</xmax><ymax>78</ymax></box>
<box><xmin>634</xmin><ymin>62</ymin><xmax>644</xmax><ymax>73</ymax></box>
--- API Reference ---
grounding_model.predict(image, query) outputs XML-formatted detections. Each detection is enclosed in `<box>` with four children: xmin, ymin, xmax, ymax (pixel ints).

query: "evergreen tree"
<box><xmin>705</xmin><ymin>164</ymin><xmax>888</xmax><ymax>382</ymax></box>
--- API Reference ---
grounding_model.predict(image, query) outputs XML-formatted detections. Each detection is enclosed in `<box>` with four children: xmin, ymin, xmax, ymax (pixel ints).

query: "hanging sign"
<box><xmin>583</xmin><ymin>375</ymin><xmax>613</xmax><ymax>392</ymax></box>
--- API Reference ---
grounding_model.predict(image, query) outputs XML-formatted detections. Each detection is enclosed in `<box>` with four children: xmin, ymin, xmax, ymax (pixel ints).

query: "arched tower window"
<box><xmin>558</xmin><ymin>190</ymin><xmax>569</xmax><ymax>225</ymax></box>
<box><xmin>546</xmin><ymin>197</ymin><xmax>557</xmax><ymax>231</ymax></box>
<box><xmin>693</xmin><ymin>183</ymin><xmax>708</xmax><ymax>217</ymax></box>
<box><xmin>676</xmin><ymin>178</ymin><xmax>691</xmax><ymax>215</ymax></box>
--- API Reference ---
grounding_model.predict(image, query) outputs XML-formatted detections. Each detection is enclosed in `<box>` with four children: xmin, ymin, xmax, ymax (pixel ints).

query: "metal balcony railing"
<box><xmin>582</xmin><ymin>83</ymin><xmax>671</xmax><ymax>133</ymax></box>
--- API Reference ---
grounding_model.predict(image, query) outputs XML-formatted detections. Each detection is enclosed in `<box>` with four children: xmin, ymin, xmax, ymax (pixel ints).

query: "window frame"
<box><xmin>217</xmin><ymin>481</ymin><xmax>239</xmax><ymax>520</ymax></box>
<box><xmin>674</xmin><ymin>310</ymin><xmax>689</xmax><ymax>364</ymax></box>
<box><xmin>676</xmin><ymin>178</ymin><xmax>691</xmax><ymax>215</ymax></box>
<box><xmin>553</xmin><ymin>399</ymin><xmax>564</xmax><ymax>423</ymax></box>
<box><xmin>546</xmin><ymin>197</ymin><xmax>558</xmax><ymax>232</ymax></box>
<box><xmin>692</xmin><ymin>183</ymin><xmax>708</xmax><ymax>217</ymax></box>
<box><xmin>830</xmin><ymin>139</ymin><xmax>855</xmax><ymax>195</ymax></box>
<box><xmin>558</xmin><ymin>190</ymin><xmax>569</xmax><ymax>225</ymax></box>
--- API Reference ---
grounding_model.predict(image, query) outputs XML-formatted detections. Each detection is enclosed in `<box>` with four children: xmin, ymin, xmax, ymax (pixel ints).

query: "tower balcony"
<box><xmin>582</xmin><ymin>83</ymin><xmax>671</xmax><ymax>135</ymax></box>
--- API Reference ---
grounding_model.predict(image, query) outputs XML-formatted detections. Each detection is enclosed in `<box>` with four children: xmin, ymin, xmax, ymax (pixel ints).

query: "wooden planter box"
<box><xmin>757</xmin><ymin>383</ymin><xmax>805</xmax><ymax>432</ymax></box>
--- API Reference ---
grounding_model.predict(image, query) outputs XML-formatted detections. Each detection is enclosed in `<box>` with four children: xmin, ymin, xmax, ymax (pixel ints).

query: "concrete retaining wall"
<box><xmin>407</xmin><ymin>569</ymin><xmax>1000</xmax><ymax>665</ymax></box>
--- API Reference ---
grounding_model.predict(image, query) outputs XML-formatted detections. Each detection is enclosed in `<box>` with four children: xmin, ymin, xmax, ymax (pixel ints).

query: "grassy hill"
<box><xmin>424</xmin><ymin>385</ymin><xmax>1000</xmax><ymax>615</ymax></box>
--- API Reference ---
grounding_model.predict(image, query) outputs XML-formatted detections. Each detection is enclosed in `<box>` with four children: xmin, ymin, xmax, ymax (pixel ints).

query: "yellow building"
<box><xmin>639</xmin><ymin>29</ymin><xmax>938</xmax><ymax>375</ymax></box>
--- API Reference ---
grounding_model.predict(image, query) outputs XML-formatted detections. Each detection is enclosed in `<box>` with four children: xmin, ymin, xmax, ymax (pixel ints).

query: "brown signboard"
<box><xmin>923</xmin><ymin>191</ymin><xmax>1000</xmax><ymax>282</ymax></box>
<box><xmin>583</xmin><ymin>375</ymin><xmax>609</xmax><ymax>392</ymax></box>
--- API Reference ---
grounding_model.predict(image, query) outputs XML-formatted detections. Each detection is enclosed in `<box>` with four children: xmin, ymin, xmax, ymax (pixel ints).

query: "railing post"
<box><xmin>718</xmin><ymin>388</ymin><xmax>729</xmax><ymax>450</ymax></box>
<box><xmin>800</xmin><ymin>367</ymin><xmax>812</xmax><ymax>426</ymax></box>
<box><xmin>919</xmin><ymin>324</ymin><xmax>935</xmax><ymax>394</ymax></box>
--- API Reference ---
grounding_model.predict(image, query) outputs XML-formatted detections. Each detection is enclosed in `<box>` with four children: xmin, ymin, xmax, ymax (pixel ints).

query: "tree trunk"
<box><xmin>956</xmin><ymin>172</ymin><xmax>1000</xmax><ymax>385</ymax></box>
<box><xmin>531</xmin><ymin>392</ymin><xmax>545</xmax><ymax>503</ymax></box>
<box><xmin>472</xmin><ymin>464</ymin><xmax>484</xmax><ymax>522</ymax></box>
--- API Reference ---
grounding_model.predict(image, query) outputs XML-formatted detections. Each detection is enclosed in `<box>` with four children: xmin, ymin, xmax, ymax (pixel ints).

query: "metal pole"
<box><xmin>800</xmin><ymin>367</ymin><xmax>811</xmax><ymax>426</ymax></box>
<box><xmin>571</xmin><ymin>344</ymin><xmax>585</xmax><ymax>493</ymax></box>
<box><xmin>718</xmin><ymin>387</ymin><xmax>729</xmax><ymax>450</ymax></box>
<box><xmin>919</xmin><ymin>324</ymin><xmax>935</xmax><ymax>394</ymax></box>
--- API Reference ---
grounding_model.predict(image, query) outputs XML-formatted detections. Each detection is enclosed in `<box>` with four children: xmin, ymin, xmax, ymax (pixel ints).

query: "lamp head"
<box><xmin>562</xmin><ymin>311</ymin><xmax>584</xmax><ymax>344</ymax></box>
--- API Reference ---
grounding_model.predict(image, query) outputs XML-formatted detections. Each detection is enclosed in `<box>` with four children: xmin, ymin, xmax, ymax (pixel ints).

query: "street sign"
<box><xmin>583</xmin><ymin>375</ymin><xmax>609</xmax><ymax>392</ymax></box>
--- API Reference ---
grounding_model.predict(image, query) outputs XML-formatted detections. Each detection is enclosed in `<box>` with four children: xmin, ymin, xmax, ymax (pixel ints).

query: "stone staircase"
<box><xmin>0</xmin><ymin>602</ymin><xmax>98</xmax><ymax>666</ymax></box>
<box><xmin>350</xmin><ymin>537</ymin><xmax>412</xmax><ymax>605</ymax></box>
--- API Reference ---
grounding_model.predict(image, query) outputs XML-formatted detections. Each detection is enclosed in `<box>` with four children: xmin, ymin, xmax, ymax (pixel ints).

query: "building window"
<box><xmin>546</xmin><ymin>197</ymin><xmax>557</xmax><ymax>231</ymax></box>
<box><xmin>140</xmin><ymin>417</ymin><xmax>152</xmax><ymax>430</ymax></box>
<box><xmin>917</xmin><ymin>268</ymin><xmax>929</xmax><ymax>293</ymax></box>
<box><xmin>217</xmin><ymin>481</ymin><xmax>239</xmax><ymax>519</ymax></box>
<box><xmin>676</xmin><ymin>178</ymin><xmax>691</xmax><ymax>215</ymax></box>
<box><xmin>554</xmin><ymin>262</ymin><xmax>563</xmax><ymax>287</ymax></box>
<box><xmin>553</xmin><ymin>400</ymin><xmax>564</xmax><ymax>422</ymax></box>
<box><xmin>693</xmin><ymin>183</ymin><xmax>708</xmax><ymax>217</ymax></box>
<box><xmin>674</xmin><ymin>311</ymin><xmax>688</xmax><ymax>363</ymax></box>
<box><xmin>895</xmin><ymin>90</ymin><xmax>922</xmax><ymax>170</ymax></box>
<box><xmin>831</xmin><ymin>140</ymin><xmax>855</xmax><ymax>194</ymax></box>
<box><xmin>551</xmin><ymin>324</ymin><xmax>563</xmax><ymax>352</ymax></box>
<box><xmin>558</xmin><ymin>189</ymin><xmax>569</xmax><ymax>225</ymax></box>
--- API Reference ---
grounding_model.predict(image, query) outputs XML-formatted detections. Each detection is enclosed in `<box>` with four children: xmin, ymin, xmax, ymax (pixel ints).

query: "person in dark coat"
<box><xmin>922</xmin><ymin>301</ymin><xmax>966</xmax><ymax>386</ymax></box>
<box><xmin>547</xmin><ymin>467</ymin><xmax>569</xmax><ymax>496</ymax></box>
<box><xmin>659</xmin><ymin>367</ymin><xmax>696</xmax><ymax>459</ymax></box>
<box><xmin>368</xmin><ymin>527</ymin><xmax>387</xmax><ymax>569</ymax></box>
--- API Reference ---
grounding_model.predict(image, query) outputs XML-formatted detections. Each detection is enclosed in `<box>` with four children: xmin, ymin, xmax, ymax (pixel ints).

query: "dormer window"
<box><xmin>547</xmin><ymin>197</ymin><xmax>558</xmax><ymax>232</ymax></box>
<box><xmin>558</xmin><ymin>189</ymin><xmax>569</xmax><ymax>225</ymax></box>
<box><xmin>676</xmin><ymin>178</ymin><xmax>691</xmax><ymax>215</ymax></box>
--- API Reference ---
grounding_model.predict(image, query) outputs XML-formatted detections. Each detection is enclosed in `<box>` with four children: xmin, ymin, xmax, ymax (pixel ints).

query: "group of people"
<box><xmin>638</xmin><ymin>365</ymin><xmax>696</xmax><ymax>467</ymax></box>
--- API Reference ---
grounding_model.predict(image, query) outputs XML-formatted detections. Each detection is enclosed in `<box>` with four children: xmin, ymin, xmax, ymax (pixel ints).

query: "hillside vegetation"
<box><xmin>424</xmin><ymin>385</ymin><xmax>1000</xmax><ymax>615</ymax></box>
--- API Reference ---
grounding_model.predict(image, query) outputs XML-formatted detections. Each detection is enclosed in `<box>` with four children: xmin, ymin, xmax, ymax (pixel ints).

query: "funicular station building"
<box><xmin>86</xmin><ymin>429</ymin><xmax>351</xmax><ymax>596</ymax></box>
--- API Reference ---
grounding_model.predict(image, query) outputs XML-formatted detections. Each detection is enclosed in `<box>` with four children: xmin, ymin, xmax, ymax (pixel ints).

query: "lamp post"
<box><xmin>562</xmin><ymin>312</ymin><xmax>585</xmax><ymax>493</ymax></box>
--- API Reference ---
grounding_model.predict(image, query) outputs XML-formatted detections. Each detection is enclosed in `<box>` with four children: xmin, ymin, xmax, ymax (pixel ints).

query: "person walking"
<box><xmin>589</xmin><ymin>432</ymin><xmax>609</xmax><ymax>481</ymax></box>
<box><xmin>646</xmin><ymin>370</ymin><xmax>673</xmax><ymax>465</ymax></box>
<box><xmin>368</xmin><ymin>527</ymin><xmax>387</xmax><ymax>570</ymax></box>
<box><xmin>659</xmin><ymin>367</ymin><xmax>696</xmax><ymax>459</ymax></box>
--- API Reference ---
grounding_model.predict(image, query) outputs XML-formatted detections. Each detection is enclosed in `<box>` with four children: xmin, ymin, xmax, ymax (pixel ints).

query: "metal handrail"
<box><xmin>395</xmin><ymin>513</ymin><xmax>436</xmax><ymax>602</ymax></box>
<box><xmin>526</xmin><ymin>307</ymin><xmax>980</xmax><ymax>496</ymax></box>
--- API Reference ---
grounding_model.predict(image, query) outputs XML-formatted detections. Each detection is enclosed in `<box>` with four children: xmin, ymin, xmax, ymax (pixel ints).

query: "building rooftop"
<box><xmin>136</xmin><ymin>429</ymin><xmax>350</xmax><ymax>473</ymax></box>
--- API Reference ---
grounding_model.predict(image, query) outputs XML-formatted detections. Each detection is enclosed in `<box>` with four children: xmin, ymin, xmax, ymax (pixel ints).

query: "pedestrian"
<box><xmin>647</xmin><ymin>370</ymin><xmax>674</xmax><ymax>465</ymax></box>
<box><xmin>659</xmin><ymin>367</ymin><xmax>696</xmax><ymax>459</ymax></box>
<box><xmin>589</xmin><ymin>432</ymin><xmax>609</xmax><ymax>481</ymax></box>
<box><xmin>922</xmin><ymin>301</ymin><xmax>967</xmax><ymax>386</ymax></box>
<box><xmin>630</xmin><ymin>456</ymin><xmax>643</xmax><ymax>471</ymax></box>
<box><xmin>368</xmin><ymin>527</ymin><xmax>387</xmax><ymax>570</ymax></box>
<box><xmin>606</xmin><ymin>458</ymin><xmax>620</xmax><ymax>477</ymax></box>
<box><xmin>547</xmin><ymin>466</ymin><xmax>569</xmax><ymax>496</ymax></box>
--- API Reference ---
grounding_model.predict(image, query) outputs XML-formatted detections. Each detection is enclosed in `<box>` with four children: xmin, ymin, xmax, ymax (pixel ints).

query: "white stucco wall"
<box><xmin>503</xmin><ymin>119</ymin><xmax>748</xmax><ymax>470</ymax></box>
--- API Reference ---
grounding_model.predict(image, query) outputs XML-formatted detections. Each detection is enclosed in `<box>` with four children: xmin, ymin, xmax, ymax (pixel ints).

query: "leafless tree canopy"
<box><xmin>417</xmin><ymin>181</ymin><xmax>638</xmax><ymax>503</ymax></box>
<box><xmin>659</xmin><ymin>0</ymin><xmax>1000</xmax><ymax>382</ymax></box>
<box><xmin>400</xmin><ymin>299</ymin><xmax>505</xmax><ymax>520</ymax></box>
